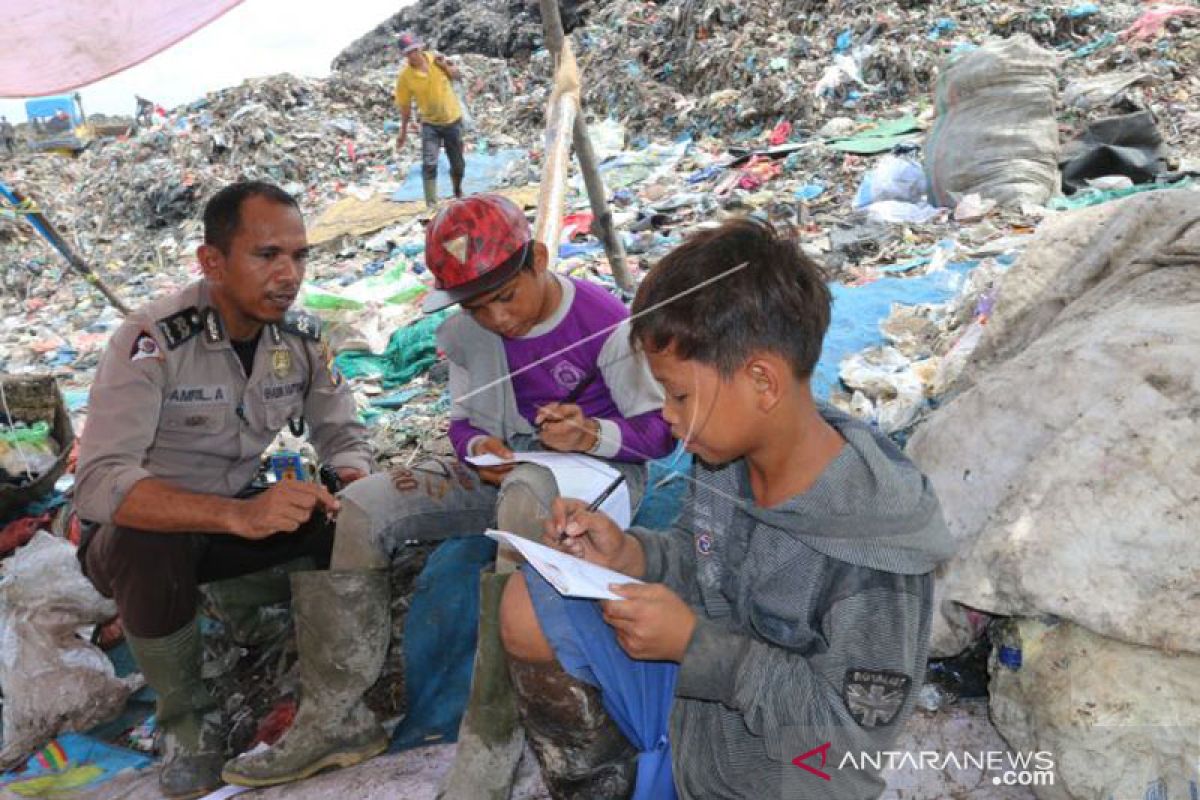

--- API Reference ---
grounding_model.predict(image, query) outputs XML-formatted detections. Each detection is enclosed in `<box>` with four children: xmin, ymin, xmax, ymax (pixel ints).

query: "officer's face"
<box><xmin>201</xmin><ymin>196</ymin><xmax>308</xmax><ymax>333</ymax></box>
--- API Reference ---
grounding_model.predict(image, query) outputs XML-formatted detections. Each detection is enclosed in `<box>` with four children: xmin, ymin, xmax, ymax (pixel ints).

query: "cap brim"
<box><xmin>421</xmin><ymin>245</ymin><xmax>529</xmax><ymax>314</ymax></box>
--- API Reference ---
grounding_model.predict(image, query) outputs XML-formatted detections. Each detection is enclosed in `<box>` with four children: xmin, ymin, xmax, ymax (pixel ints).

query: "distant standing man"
<box><xmin>0</xmin><ymin>117</ymin><xmax>15</xmax><ymax>154</ymax></box>
<box><xmin>394</xmin><ymin>31</ymin><xmax>465</xmax><ymax>208</ymax></box>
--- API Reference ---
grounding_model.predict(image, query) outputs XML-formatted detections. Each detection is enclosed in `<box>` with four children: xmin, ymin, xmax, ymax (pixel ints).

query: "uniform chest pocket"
<box><xmin>160</xmin><ymin>404</ymin><xmax>228</xmax><ymax>435</ymax></box>
<box><xmin>263</xmin><ymin>399</ymin><xmax>305</xmax><ymax>432</ymax></box>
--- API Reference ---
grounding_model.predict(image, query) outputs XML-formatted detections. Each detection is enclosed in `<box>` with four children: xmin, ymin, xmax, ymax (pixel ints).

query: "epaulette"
<box><xmin>279</xmin><ymin>310</ymin><xmax>322</xmax><ymax>342</ymax></box>
<box><xmin>156</xmin><ymin>306</ymin><xmax>204</xmax><ymax>350</ymax></box>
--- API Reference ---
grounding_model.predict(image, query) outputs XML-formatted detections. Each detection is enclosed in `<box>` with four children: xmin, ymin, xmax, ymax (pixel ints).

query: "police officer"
<box><xmin>74</xmin><ymin>181</ymin><xmax>374</xmax><ymax>800</ymax></box>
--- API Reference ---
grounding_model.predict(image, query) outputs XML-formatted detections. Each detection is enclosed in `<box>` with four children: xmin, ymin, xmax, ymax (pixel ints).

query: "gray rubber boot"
<box><xmin>126</xmin><ymin>618</ymin><xmax>224</xmax><ymax>800</ymax></box>
<box><xmin>201</xmin><ymin>557</ymin><xmax>312</xmax><ymax>646</ymax></box>
<box><xmin>423</xmin><ymin>177</ymin><xmax>438</xmax><ymax>208</ymax></box>
<box><xmin>436</xmin><ymin>571</ymin><xmax>524</xmax><ymax>800</ymax></box>
<box><xmin>509</xmin><ymin>658</ymin><xmax>637</xmax><ymax>800</ymax></box>
<box><xmin>220</xmin><ymin>570</ymin><xmax>390</xmax><ymax>787</ymax></box>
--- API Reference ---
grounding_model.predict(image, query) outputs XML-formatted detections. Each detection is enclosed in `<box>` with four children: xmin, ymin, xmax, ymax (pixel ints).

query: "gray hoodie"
<box><xmin>630</xmin><ymin>406</ymin><xmax>954</xmax><ymax>799</ymax></box>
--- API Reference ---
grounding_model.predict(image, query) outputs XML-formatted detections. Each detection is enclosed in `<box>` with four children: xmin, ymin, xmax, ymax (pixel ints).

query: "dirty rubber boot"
<box><xmin>220</xmin><ymin>570</ymin><xmax>390</xmax><ymax>788</ymax></box>
<box><xmin>451</xmin><ymin>172</ymin><xmax>464</xmax><ymax>199</ymax></box>
<box><xmin>201</xmin><ymin>557</ymin><xmax>311</xmax><ymax>646</ymax></box>
<box><xmin>436</xmin><ymin>571</ymin><xmax>524</xmax><ymax>800</ymax></box>
<box><xmin>509</xmin><ymin>658</ymin><xmax>637</xmax><ymax>800</ymax></box>
<box><xmin>423</xmin><ymin>177</ymin><xmax>438</xmax><ymax>208</ymax></box>
<box><xmin>126</xmin><ymin>618</ymin><xmax>224</xmax><ymax>800</ymax></box>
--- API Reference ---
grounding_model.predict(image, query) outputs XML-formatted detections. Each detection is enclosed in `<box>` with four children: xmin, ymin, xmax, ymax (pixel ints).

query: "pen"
<box><xmin>558</xmin><ymin>472</ymin><xmax>626</xmax><ymax>544</ymax></box>
<box><xmin>537</xmin><ymin>367</ymin><xmax>599</xmax><ymax>430</ymax></box>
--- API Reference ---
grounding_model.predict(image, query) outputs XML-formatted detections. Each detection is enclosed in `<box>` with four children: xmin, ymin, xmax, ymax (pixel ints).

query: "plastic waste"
<box><xmin>854</xmin><ymin>154</ymin><xmax>927</xmax><ymax>208</ymax></box>
<box><xmin>0</xmin><ymin>533</ymin><xmax>142</xmax><ymax>770</ymax></box>
<box><xmin>0</xmin><ymin>421</ymin><xmax>60</xmax><ymax>479</ymax></box>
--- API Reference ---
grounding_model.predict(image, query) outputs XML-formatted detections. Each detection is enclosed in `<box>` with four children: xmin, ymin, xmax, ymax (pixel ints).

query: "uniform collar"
<box><xmin>196</xmin><ymin>281</ymin><xmax>284</xmax><ymax>350</ymax></box>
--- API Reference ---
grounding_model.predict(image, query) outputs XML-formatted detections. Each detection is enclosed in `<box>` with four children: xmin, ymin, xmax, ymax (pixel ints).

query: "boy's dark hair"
<box><xmin>630</xmin><ymin>217</ymin><xmax>832</xmax><ymax>379</ymax></box>
<box><xmin>203</xmin><ymin>181</ymin><xmax>299</xmax><ymax>254</ymax></box>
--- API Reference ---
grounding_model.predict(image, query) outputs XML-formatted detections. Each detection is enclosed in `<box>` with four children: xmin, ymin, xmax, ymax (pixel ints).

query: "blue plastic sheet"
<box><xmin>390</xmin><ymin>148</ymin><xmax>526</xmax><ymax>203</ymax></box>
<box><xmin>814</xmin><ymin>262</ymin><xmax>976</xmax><ymax>398</ymax></box>
<box><xmin>0</xmin><ymin>734</ymin><xmax>152</xmax><ymax>796</ymax></box>
<box><xmin>390</xmin><ymin>536</ymin><xmax>498</xmax><ymax>751</ymax></box>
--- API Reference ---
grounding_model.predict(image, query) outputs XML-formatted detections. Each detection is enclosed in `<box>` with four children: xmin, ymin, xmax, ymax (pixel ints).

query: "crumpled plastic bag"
<box><xmin>0</xmin><ymin>532</ymin><xmax>141</xmax><ymax>770</ymax></box>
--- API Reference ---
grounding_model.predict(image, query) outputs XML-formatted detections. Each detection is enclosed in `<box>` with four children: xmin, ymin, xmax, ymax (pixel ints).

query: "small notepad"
<box><xmin>486</xmin><ymin>530</ymin><xmax>642</xmax><ymax>601</ymax></box>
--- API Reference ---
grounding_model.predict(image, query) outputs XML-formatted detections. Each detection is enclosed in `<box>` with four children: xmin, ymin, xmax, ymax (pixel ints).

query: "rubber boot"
<box><xmin>220</xmin><ymin>570</ymin><xmax>390</xmax><ymax>787</ymax></box>
<box><xmin>126</xmin><ymin>618</ymin><xmax>224</xmax><ymax>800</ymax></box>
<box><xmin>423</xmin><ymin>177</ymin><xmax>438</xmax><ymax>208</ymax></box>
<box><xmin>452</xmin><ymin>172</ymin><xmax>464</xmax><ymax>199</ymax></box>
<box><xmin>509</xmin><ymin>658</ymin><xmax>637</xmax><ymax>800</ymax></box>
<box><xmin>436</xmin><ymin>571</ymin><xmax>524</xmax><ymax>800</ymax></box>
<box><xmin>201</xmin><ymin>557</ymin><xmax>312</xmax><ymax>646</ymax></box>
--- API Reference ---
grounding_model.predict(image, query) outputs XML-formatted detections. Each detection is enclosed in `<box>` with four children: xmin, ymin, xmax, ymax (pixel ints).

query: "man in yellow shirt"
<box><xmin>394</xmin><ymin>31</ymin><xmax>465</xmax><ymax>208</ymax></box>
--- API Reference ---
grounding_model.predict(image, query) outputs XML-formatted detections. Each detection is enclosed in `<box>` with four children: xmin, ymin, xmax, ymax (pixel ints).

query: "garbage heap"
<box><xmin>0</xmin><ymin>0</ymin><xmax>1197</xmax><ymax>794</ymax></box>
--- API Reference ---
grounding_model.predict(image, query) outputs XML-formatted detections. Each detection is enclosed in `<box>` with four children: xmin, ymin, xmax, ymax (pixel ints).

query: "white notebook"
<box><xmin>486</xmin><ymin>529</ymin><xmax>642</xmax><ymax>601</ymax></box>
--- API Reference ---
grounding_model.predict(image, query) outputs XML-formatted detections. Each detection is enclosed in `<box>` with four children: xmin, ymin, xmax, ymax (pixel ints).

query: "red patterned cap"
<box><xmin>423</xmin><ymin>194</ymin><xmax>532</xmax><ymax>313</ymax></box>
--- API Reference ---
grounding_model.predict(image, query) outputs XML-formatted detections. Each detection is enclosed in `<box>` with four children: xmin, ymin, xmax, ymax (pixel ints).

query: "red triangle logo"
<box><xmin>793</xmin><ymin>742</ymin><xmax>832</xmax><ymax>781</ymax></box>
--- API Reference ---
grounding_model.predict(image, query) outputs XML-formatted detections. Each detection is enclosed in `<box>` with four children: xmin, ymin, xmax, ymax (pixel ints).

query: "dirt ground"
<box><xmin>3</xmin><ymin>700</ymin><xmax>1036</xmax><ymax>800</ymax></box>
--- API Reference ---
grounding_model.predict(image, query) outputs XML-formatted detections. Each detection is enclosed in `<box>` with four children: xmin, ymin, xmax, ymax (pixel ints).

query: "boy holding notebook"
<box><xmin>499</xmin><ymin>217</ymin><xmax>955</xmax><ymax>799</ymax></box>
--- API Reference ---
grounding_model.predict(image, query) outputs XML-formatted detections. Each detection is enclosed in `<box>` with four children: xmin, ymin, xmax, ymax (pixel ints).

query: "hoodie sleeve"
<box><xmin>626</xmin><ymin>477</ymin><xmax>700</xmax><ymax>600</ymax></box>
<box><xmin>676</xmin><ymin>559</ymin><xmax>932</xmax><ymax>774</ymax></box>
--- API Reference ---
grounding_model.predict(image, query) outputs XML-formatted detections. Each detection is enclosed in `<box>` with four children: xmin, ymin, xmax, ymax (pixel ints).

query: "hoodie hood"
<box><xmin>737</xmin><ymin>405</ymin><xmax>954</xmax><ymax>574</ymax></box>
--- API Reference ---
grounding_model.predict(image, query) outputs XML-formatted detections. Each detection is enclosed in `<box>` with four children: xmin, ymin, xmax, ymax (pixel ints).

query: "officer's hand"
<box><xmin>235</xmin><ymin>479</ymin><xmax>340</xmax><ymax>539</ymax></box>
<box><xmin>471</xmin><ymin>436</ymin><xmax>515</xmax><ymax>487</ymax></box>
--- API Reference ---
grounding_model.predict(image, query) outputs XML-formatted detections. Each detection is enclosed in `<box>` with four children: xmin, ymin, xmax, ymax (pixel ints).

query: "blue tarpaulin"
<box><xmin>814</xmin><ymin>262</ymin><xmax>977</xmax><ymax>398</ymax></box>
<box><xmin>390</xmin><ymin>149</ymin><xmax>526</xmax><ymax>203</ymax></box>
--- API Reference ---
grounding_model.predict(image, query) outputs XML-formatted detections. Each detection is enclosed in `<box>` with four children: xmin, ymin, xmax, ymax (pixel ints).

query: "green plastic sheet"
<box><xmin>335</xmin><ymin>310</ymin><xmax>450</xmax><ymax>389</ymax></box>
<box><xmin>826</xmin><ymin>115</ymin><xmax>922</xmax><ymax>154</ymax></box>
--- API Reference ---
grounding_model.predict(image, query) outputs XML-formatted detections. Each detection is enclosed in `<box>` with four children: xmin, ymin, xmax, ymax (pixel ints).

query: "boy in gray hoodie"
<box><xmin>498</xmin><ymin>217</ymin><xmax>955</xmax><ymax>799</ymax></box>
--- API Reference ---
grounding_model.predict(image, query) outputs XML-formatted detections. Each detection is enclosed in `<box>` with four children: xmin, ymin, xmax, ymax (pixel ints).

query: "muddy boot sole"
<box><xmin>221</xmin><ymin>733</ymin><xmax>389</xmax><ymax>788</ymax></box>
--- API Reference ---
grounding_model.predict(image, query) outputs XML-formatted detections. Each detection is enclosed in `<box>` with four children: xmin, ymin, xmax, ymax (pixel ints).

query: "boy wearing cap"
<box><xmin>394</xmin><ymin>31</ymin><xmax>466</xmax><ymax>207</ymax></box>
<box><xmin>222</xmin><ymin>194</ymin><xmax>674</xmax><ymax>793</ymax></box>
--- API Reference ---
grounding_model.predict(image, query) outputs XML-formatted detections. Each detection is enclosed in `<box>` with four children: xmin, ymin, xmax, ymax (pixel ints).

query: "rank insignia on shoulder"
<box><xmin>130</xmin><ymin>330</ymin><xmax>164</xmax><ymax>362</ymax></box>
<box><xmin>280</xmin><ymin>310</ymin><xmax>321</xmax><ymax>342</ymax></box>
<box><xmin>156</xmin><ymin>307</ymin><xmax>203</xmax><ymax>349</ymax></box>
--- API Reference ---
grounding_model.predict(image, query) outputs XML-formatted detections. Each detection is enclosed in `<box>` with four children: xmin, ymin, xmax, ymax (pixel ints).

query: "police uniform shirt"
<box><xmin>74</xmin><ymin>280</ymin><xmax>373</xmax><ymax>525</ymax></box>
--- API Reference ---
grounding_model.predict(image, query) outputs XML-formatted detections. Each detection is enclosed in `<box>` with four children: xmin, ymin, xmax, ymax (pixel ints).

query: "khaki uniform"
<box><xmin>75</xmin><ymin>280</ymin><xmax>372</xmax><ymax>638</ymax></box>
<box><xmin>75</xmin><ymin>280</ymin><xmax>372</xmax><ymax>525</ymax></box>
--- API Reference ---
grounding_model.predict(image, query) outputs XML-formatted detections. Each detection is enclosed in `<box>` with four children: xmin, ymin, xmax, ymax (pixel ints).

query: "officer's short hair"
<box><xmin>203</xmin><ymin>181</ymin><xmax>299</xmax><ymax>254</ymax></box>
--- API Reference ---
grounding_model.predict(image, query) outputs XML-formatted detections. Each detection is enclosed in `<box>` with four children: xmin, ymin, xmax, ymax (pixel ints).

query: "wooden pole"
<box><xmin>537</xmin><ymin>0</ymin><xmax>633</xmax><ymax>293</ymax></box>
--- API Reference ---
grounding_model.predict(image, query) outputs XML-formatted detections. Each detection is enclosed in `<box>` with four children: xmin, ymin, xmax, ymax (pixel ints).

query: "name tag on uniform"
<box><xmin>262</xmin><ymin>380</ymin><xmax>306</xmax><ymax>403</ymax></box>
<box><xmin>166</xmin><ymin>385</ymin><xmax>229</xmax><ymax>405</ymax></box>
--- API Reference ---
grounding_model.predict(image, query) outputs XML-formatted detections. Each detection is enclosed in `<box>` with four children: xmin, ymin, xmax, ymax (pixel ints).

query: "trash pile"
<box><xmin>0</xmin><ymin>0</ymin><xmax>1198</xmax><ymax>796</ymax></box>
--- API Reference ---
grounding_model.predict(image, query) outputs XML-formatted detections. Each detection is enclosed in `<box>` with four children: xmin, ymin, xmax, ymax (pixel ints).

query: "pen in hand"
<box><xmin>537</xmin><ymin>368</ymin><xmax>599</xmax><ymax>430</ymax></box>
<box><xmin>558</xmin><ymin>472</ymin><xmax>626</xmax><ymax>544</ymax></box>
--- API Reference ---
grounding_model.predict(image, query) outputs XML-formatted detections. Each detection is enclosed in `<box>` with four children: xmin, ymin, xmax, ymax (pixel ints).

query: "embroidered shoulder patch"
<box><xmin>156</xmin><ymin>307</ymin><xmax>203</xmax><ymax>350</ymax></box>
<box><xmin>843</xmin><ymin>669</ymin><xmax>911</xmax><ymax>728</ymax></box>
<box><xmin>280</xmin><ymin>310</ymin><xmax>321</xmax><ymax>342</ymax></box>
<box><xmin>130</xmin><ymin>330</ymin><xmax>163</xmax><ymax>362</ymax></box>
